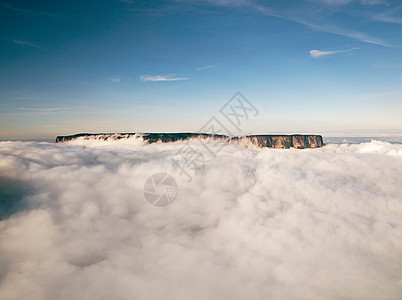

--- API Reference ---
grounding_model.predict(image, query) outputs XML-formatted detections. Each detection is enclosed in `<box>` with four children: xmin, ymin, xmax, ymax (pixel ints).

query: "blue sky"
<box><xmin>0</xmin><ymin>0</ymin><xmax>401</xmax><ymax>139</ymax></box>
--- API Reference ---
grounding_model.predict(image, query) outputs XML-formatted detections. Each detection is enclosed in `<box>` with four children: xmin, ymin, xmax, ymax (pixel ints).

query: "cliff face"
<box><xmin>56</xmin><ymin>133</ymin><xmax>324</xmax><ymax>149</ymax></box>
<box><xmin>246</xmin><ymin>135</ymin><xmax>324</xmax><ymax>149</ymax></box>
<box><xmin>56</xmin><ymin>133</ymin><xmax>227</xmax><ymax>143</ymax></box>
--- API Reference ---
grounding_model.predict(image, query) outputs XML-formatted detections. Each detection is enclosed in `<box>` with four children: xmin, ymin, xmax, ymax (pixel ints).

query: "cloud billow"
<box><xmin>0</xmin><ymin>139</ymin><xmax>401</xmax><ymax>299</ymax></box>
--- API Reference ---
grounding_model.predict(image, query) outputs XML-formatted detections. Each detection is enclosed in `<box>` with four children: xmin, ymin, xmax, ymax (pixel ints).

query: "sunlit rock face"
<box><xmin>246</xmin><ymin>135</ymin><xmax>324</xmax><ymax>149</ymax></box>
<box><xmin>56</xmin><ymin>133</ymin><xmax>324</xmax><ymax>149</ymax></box>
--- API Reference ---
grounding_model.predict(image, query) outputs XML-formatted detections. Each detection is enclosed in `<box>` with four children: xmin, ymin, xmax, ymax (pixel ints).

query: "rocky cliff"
<box><xmin>245</xmin><ymin>135</ymin><xmax>324</xmax><ymax>149</ymax></box>
<box><xmin>56</xmin><ymin>133</ymin><xmax>324</xmax><ymax>149</ymax></box>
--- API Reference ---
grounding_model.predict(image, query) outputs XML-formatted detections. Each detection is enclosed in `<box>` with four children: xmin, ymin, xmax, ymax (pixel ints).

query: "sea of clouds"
<box><xmin>0</xmin><ymin>138</ymin><xmax>401</xmax><ymax>300</ymax></box>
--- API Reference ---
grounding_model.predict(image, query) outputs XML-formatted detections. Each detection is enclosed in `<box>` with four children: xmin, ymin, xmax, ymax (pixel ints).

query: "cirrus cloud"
<box><xmin>13</xmin><ymin>40</ymin><xmax>39</xmax><ymax>48</ymax></box>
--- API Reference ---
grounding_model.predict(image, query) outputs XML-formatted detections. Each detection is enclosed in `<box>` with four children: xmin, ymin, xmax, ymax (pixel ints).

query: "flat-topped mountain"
<box><xmin>56</xmin><ymin>133</ymin><xmax>324</xmax><ymax>149</ymax></box>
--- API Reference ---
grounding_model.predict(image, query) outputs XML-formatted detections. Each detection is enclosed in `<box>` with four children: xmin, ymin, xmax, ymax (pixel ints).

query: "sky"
<box><xmin>0</xmin><ymin>0</ymin><xmax>402</xmax><ymax>140</ymax></box>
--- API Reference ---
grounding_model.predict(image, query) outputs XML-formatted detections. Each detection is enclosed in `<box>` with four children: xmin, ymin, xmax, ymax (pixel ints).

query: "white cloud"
<box><xmin>140</xmin><ymin>75</ymin><xmax>189</xmax><ymax>82</ymax></box>
<box><xmin>196</xmin><ymin>65</ymin><xmax>215</xmax><ymax>71</ymax></box>
<box><xmin>0</xmin><ymin>138</ymin><xmax>401</xmax><ymax>299</ymax></box>
<box><xmin>309</xmin><ymin>48</ymin><xmax>356</xmax><ymax>58</ymax></box>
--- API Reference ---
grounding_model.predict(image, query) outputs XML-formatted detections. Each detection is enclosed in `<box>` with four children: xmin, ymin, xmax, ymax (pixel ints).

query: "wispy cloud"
<box><xmin>253</xmin><ymin>6</ymin><xmax>392</xmax><ymax>47</ymax></box>
<box><xmin>308</xmin><ymin>0</ymin><xmax>354</xmax><ymax>5</ymax></box>
<box><xmin>17</xmin><ymin>108</ymin><xmax>72</xmax><ymax>111</ymax></box>
<box><xmin>361</xmin><ymin>0</ymin><xmax>388</xmax><ymax>6</ymax></box>
<box><xmin>12</xmin><ymin>97</ymin><xmax>37</xmax><ymax>101</ymax></box>
<box><xmin>2</xmin><ymin>3</ymin><xmax>38</xmax><ymax>14</ymax></box>
<box><xmin>308</xmin><ymin>0</ymin><xmax>387</xmax><ymax>6</ymax></box>
<box><xmin>309</xmin><ymin>48</ymin><xmax>357</xmax><ymax>58</ymax></box>
<box><xmin>109</xmin><ymin>77</ymin><xmax>121</xmax><ymax>83</ymax></box>
<box><xmin>203</xmin><ymin>0</ymin><xmax>393</xmax><ymax>47</ymax></box>
<box><xmin>140</xmin><ymin>75</ymin><xmax>189</xmax><ymax>82</ymax></box>
<box><xmin>207</xmin><ymin>0</ymin><xmax>252</xmax><ymax>7</ymax></box>
<box><xmin>293</xmin><ymin>18</ymin><xmax>391</xmax><ymax>47</ymax></box>
<box><xmin>309</xmin><ymin>0</ymin><xmax>401</xmax><ymax>24</ymax></box>
<box><xmin>2</xmin><ymin>3</ymin><xmax>66</xmax><ymax>19</ymax></box>
<box><xmin>13</xmin><ymin>40</ymin><xmax>39</xmax><ymax>49</ymax></box>
<box><xmin>372</xmin><ymin>13</ymin><xmax>402</xmax><ymax>24</ymax></box>
<box><xmin>196</xmin><ymin>65</ymin><xmax>215</xmax><ymax>71</ymax></box>
<box><xmin>369</xmin><ymin>5</ymin><xmax>402</xmax><ymax>24</ymax></box>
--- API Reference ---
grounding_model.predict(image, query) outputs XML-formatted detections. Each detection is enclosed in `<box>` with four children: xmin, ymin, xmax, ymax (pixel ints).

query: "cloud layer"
<box><xmin>0</xmin><ymin>139</ymin><xmax>401</xmax><ymax>299</ymax></box>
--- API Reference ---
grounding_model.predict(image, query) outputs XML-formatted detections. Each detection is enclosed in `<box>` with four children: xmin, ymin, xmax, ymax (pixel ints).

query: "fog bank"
<box><xmin>0</xmin><ymin>139</ymin><xmax>401</xmax><ymax>300</ymax></box>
